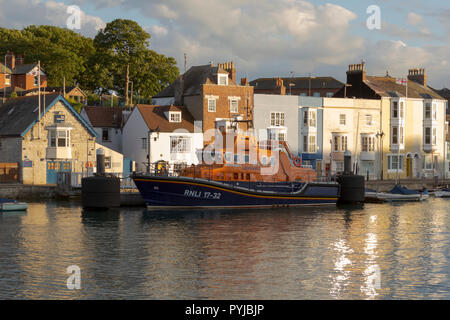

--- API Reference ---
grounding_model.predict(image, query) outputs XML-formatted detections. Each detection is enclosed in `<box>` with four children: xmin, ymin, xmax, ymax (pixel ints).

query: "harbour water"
<box><xmin>0</xmin><ymin>199</ymin><xmax>448</xmax><ymax>299</ymax></box>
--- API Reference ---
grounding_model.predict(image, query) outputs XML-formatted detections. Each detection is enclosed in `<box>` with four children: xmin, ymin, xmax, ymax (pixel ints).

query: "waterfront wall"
<box><xmin>0</xmin><ymin>184</ymin><xmax>56</xmax><ymax>200</ymax></box>
<box><xmin>365</xmin><ymin>178</ymin><xmax>450</xmax><ymax>192</ymax></box>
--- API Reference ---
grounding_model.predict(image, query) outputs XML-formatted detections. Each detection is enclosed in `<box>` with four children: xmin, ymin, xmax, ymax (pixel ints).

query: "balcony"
<box><xmin>46</xmin><ymin>147</ymin><xmax>72</xmax><ymax>159</ymax></box>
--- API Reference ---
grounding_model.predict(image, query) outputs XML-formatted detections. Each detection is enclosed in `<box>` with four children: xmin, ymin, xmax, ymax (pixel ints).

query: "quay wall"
<box><xmin>0</xmin><ymin>184</ymin><xmax>56</xmax><ymax>200</ymax></box>
<box><xmin>365</xmin><ymin>179</ymin><xmax>450</xmax><ymax>192</ymax></box>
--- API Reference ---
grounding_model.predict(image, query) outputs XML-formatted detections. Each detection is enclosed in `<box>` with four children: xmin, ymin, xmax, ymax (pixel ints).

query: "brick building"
<box><xmin>152</xmin><ymin>61</ymin><xmax>254</xmax><ymax>144</ymax></box>
<box><xmin>0</xmin><ymin>52</ymin><xmax>47</xmax><ymax>97</ymax></box>
<box><xmin>249</xmin><ymin>76</ymin><xmax>343</xmax><ymax>97</ymax></box>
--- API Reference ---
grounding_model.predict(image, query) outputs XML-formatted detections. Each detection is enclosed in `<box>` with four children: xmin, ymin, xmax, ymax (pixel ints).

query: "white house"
<box><xmin>122</xmin><ymin>105</ymin><xmax>204</xmax><ymax>173</ymax></box>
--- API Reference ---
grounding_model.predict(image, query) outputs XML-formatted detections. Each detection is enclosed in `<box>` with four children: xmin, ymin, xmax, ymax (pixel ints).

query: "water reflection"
<box><xmin>0</xmin><ymin>200</ymin><xmax>449</xmax><ymax>299</ymax></box>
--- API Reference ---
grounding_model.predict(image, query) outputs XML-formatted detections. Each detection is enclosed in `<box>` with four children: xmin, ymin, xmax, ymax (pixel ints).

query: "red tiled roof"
<box><xmin>136</xmin><ymin>105</ymin><xmax>196</xmax><ymax>133</ymax></box>
<box><xmin>83</xmin><ymin>106</ymin><xmax>125</xmax><ymax>128</ymax></box>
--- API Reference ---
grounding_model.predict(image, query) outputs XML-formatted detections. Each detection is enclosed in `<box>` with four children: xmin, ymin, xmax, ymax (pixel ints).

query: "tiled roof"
<box><xmin>249</xmin><ymin>77</ymin><xmax>344</xmax><ymax>90</ymax></box>
<box><xmin>153</xmin><ymin>64</ymin><xmax>235</xmax><ymax>98</ymax></box>
<box><xmin>82</xmin><ymin>106</ymin><xmax>126</xmax><ymax>128</ymax></box>
<box><xmin>0</xmin><ymin>63</ymin><xmax>12</xmax><ymax>74</ymax></box>
<box><xmin>12</xmin><ymin>63</ymin><xmax>40</xmax><ymax>75</ymax></box>
<box><xmin>136</xmin><ymin>105</ymin><xmax>196</xmax><ymax>133</ymax></box>
<box><xmin>0</xmin><ymin>94</ymin><xmax>96</xmax><ymax>137</ymax></box>
<box><xmin>432</xmin><ymin>88</ymin><xmax>450</xmax><ymax>99</ymax></box>
<box><xmin>364</xmin><ymin>76</ymin><xmax>444</xmax><ymax>99</ymax></box>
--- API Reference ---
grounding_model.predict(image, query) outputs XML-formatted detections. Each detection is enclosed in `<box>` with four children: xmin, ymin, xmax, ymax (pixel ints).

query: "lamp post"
<box><xmin>289</xmin><ymin>71</ymin><xmax>294</xmax><ymax>95</ymax></box>
<box><xmin>376</xmin><ymin>131</ymin><xmax>384</xmax><ymax>180</ymax></box>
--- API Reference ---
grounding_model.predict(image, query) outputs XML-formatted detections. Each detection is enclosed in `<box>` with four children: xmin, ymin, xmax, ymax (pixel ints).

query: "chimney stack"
<box><xmin>218</xmin><ymin>61</ymin><xmax>236</xmax><ymax>83</ymax></box>
<box><xmin>408</xmin><ymin>68</ymin><xmax>427</xmax><ymax>87</ymax></box>
<box><xmin>240</xmin><ymin>77</ymin><xmax>248</xmax><ymax>86</ymax></box>
<box><xmin>346</xmin><ymin>61</ymin><xmax>366</xmax><ymax>87</ymax></box>
<box><xmin>16</xmin><ymin>54</ymin><xmax>23</xmax><ymax>66</ymax></box>
<box><xmin>5</xmin><ymin>51</ymin><xmax>15</xmax><ymax>70</ymax></box>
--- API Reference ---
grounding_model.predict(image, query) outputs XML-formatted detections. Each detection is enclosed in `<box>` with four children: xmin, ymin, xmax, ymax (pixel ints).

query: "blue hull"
<box><xmin>133</xmin><ymin>175</ymin><xmax>339</xmax><ymax>209</ymax></box>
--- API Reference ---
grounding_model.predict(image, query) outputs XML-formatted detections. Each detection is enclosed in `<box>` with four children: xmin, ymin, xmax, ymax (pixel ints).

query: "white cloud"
<box><xmin>0</xmin><ymin>0</ymin><xmax>105</xmax><ymax>37</ymax></box>
<box><xmin>407</xmin><ymin>12</ymin><xmax>423</xmax><ymax>26</ymax></box>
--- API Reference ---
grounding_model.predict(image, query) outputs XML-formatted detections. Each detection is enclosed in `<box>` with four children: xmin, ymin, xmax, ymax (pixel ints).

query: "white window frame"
<box><xmin>218</xmin><ymin>74</ymin><xmax>228</xmax><ymax>85</ymax></box>
<box><xmin>361</xmin><ymin>135</ymin><xmax>375</xmax><ymax>152</ymax></box>
<box><xmin>5</xmin><ymin>74</ymin><xmax>11</xmax><ymax>86</ymax></box>
<box><xmin>339</xmin><ymin>114</ymin><xmax>346</xmax><ymax>125</ymax></box>
<box><xmin>388</xmin><ymin>154</ymin><xmax>404</xmax><ymax>171</ymax></box>
<box><xmin>270</xmin><ymin>112</ymin><xmax>285</xmax><ymax>127</ymax></box>
<box><xmin>229</xmin><ymin>99</ymin><xmax>238</xmax><ymax>113</ymax></box>
<box><xmin>170</xmin><ymin>136</ymin><xmax>190</xmax><ymax>153</ymax></box>
<box><xmin>365</xmin><ymin>114</ymin><xmax>372</xmax><ymax>126</ymax></box>
<box><xmin>309</xmin><ymin>110</ymin><xmax>316</xmax><ymax>127</ymax></box>
<box><xmin>169</xmin><ymin>111</ymin><xmax>182</xmax><ymax>123</ymax></box>
<box><xmin>208</xmin><ymin>99</ymin><xmax>216</xmax><ymax>112</ymax></box>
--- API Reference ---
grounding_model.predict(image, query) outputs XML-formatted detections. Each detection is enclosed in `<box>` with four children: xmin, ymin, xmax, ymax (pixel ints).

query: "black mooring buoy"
<box><xmin>81</xmin><ymin>148</ymin><xmax>120</xmax><ymax>209</ymax></box>
<box><xmin>337</xmin><ymin>151</ymin><xmax>365</xmax><ymax>204</ymax></box>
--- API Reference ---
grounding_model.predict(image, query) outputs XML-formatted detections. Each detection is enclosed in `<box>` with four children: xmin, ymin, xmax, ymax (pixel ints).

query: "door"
<box><xmin>46</xmin><ymin>161</ymin><xmax>72</xmax><ymax>184</ymax></box>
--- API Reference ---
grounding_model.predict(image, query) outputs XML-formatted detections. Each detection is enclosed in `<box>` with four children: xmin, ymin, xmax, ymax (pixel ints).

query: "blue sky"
<box><xmin>0</xmin><ymin>0</ymin><xmax>448</xmax><ymax>88</ymax></box>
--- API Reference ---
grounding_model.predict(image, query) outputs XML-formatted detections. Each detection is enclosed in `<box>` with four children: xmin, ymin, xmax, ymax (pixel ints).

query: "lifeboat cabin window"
<box><xmin>246</xmin><ymin>173</ymin><xmax>250</xmax><ymax>180</ymax></box>
<box><xmin>234</xmin><ymin>173</ymin><xmax>239</xmax><ymax>180</ymax></box>
<box><xmin>225</xmin><ymin>152</ymin><xmax>232</xmax><ymax>162</ymax></box>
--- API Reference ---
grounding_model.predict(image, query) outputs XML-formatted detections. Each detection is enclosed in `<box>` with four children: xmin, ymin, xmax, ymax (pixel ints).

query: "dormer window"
<box><xmin>218</xmin><ymin>74</ymin><xmax>228</xmax><ymax>85</ymax></box>
<box><xmin>169</xmin><ymin>111</ymin><xmax>181</xmax><ymax>123</ymax></box>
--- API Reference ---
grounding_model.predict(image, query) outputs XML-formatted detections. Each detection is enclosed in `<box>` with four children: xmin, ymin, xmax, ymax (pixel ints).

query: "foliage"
<box><xmin>0</xmin><ymin>20</ymin><xmax>179</xmax><ymax>100</ymax></box>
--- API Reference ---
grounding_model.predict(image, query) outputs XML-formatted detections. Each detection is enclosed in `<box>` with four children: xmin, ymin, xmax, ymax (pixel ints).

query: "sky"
<box><xmin>0</xmin><ymin>0</ymin><xmax>448</xmax><ymax>89</ymax></box>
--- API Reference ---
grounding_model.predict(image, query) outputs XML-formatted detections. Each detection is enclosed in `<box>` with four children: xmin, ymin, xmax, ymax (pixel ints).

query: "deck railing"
<box><xmin>57</xmin><ymin>171</ymin><xmax>137</xmax><ymax>191</ymax></box>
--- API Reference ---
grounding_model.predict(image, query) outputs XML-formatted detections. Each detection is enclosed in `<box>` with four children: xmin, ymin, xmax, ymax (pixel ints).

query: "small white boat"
<box><xmin>432</xmin><ymin>188</ymin><xmax>450</xmax><ymax>198</ymax></box>
<box><xmin>0</xmin><ymin>198</ymin><xmax>28</xmax><ymax>211</ymax></box>
<box><xmin>375</xmin><ymin>185</ymin><xmax>428</xmax><ymax>202</ymax></box>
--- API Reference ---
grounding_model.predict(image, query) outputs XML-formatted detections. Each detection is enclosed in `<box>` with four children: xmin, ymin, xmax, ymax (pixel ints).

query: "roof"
<box><xmin>364</xmin><ymin>76</ymin><xmax>445</xmax><ymax>100</ymax></box>
<box><xmin>153</xmin><ymin>64</ymin><xmax>235</xmax><ymax>98</ymax></box>
<box><xmin>0</xmin><ymin>94</ymin><xmax>96</xmax><ymax>137</ymax></box>
<box><xmin>135</xmin><ymin>105</ymin><xmax>196</xmax><ymax>133</ymax></box>
<box><xmin>82</xmin><ymin>106</ymin><xmax>125</xmax><ymax>128</ymax></box>
<box><xmin>432</xmin><ymin>87</ymin><xmax>450</xmax><ymax>99</ymax></box>
<box><xmin>0</xmin><ymin>63</ymin><xmax>12</xmax><ymax>74</ymax></box>
<box><xmin>249</xmin><ymin>77</ymin><xmax>344</xmax><ymax>90</ymax></box>
<box><xmin>12</xmin><ymin>63</ymin><xmax>40</xmax><ymax>75</ymax></box>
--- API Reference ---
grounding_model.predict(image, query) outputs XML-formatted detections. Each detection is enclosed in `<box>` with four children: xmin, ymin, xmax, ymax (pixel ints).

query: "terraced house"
<box><xmin>334</xmin><ymin>63</ymin><xmax>448</xmax><ymax>179</ymax></box>
<box><xmin>152</xmin><ymin>61</ymin><xmax>254</xmax><ymax>144</ymax></box>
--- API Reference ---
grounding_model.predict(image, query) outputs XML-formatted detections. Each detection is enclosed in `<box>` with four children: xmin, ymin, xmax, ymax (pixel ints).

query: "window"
<box><xmin>57</xmin><ymin>130</ymin><xmax>69</xmax><ymax>147</ymax></box>
<box><xmin>424</xmin><ymin>155</ymin><xmax>433</xmax><ymax>170</ymax></box>
<box><xmin>326</xmin><ymin>92</ymin><xmax>334</xmax><ymax>97</ymax></box>
<box><xmin>361</xmin><ymin>135</ymin><xmax>375</xmax><ymax>152</ymax></box>
<box><xmin>230</xmin><ymin>99</ymin><xmax>238</xmax><ymax>113</ymax></box>
<box><xmin>392</xmin><ymin>101</ymin><xmax>398</xmax><ymax>118</ymax></box>
<box><xmin>218</xmin><ymin>75</ymin><xmax>228</xmax><ymax>85</ymax></box>
<box><xmin>333</xmin><ymin>135</ymin><xmax>347</xmax><ymax>152</ymax></box>
<box><xmin>34</xmin><ymin>76</ymin><xmax>39</xmax><ymax>86</ymax></box>
<box><xmin>49</xmin><ymin>130</ymin><xmax>56</xmax><ymax>147</ymax></box>
<box><xmin>170</xmin><ymin>136</ymin><xmax>190</xmax><ymax>153</ymax></box>
<box><xmin>392</xmin><ymin>127</ymin><xmax>398</xmax><ymax>145</ymax></box>
<box><xmin>303</xmin><ymin>110</ymin><xmax>308</xmax><ymax>126</ymax></box>
<box><xmin>105</xmin><ymin>156</ymin><xmax>111</xmax><ymax>169</ymax></box>
<box><xmin>308</xmin><ymin>135</ymin><xmax>316</xmax><ymax>153</ymax></box>
<box><xmin>142</xmin><ymin>138</ymin><xmax>147</xmax><ymax>150</ymax></box>
<box><xmin>339</xmin><ymin>114</ymin><xmax>346</xmax><ymax>125</ymax></box>
<box><xmin>365</xmin><ymin>115</ymin><xmax>372</xmax><ymax>126</ymax></box>
<box><xmin>399</xmin><ymin>101</ymin><xmax>404</xmax><ymax>119</ymax></box>
<box><xmin>335</xmin><ymin>161</ymin><xmax>344</xmax><ymax>172</ymax></box>
<box><xmin>303</xmin><ymin>135</ymin><xmax>308</xmax><ymax>153</ymax></box>
<box><xmin>432</xmin><ymin>103</ymin><xmax>437</xmax><ymax>120</ymax></box>
<box><xmin>425</xmin><ymin>103</ymin><xmax>431</xmax><ymax>119</ymax></box>
<box><xmin>388</xmin><ymin>155</ymin><xmax>404</xmax><ymax>171</ymax></box>
<box><xmin>424</xmin><ymin>127</ymin><xmax>431</xmax><ymax>145</ymax></box>
<box><xmin>313</xmin><ymin>92</ymin><xmax>320</xmax><ymax>97</ymax></box>
<box><xmin>270</xmin><ymin>112</ymin><xmax>285</xmax><ymax>126</ymax></box>
<box><xmin>169</xmin><ymin>112</ymin><xmax>181</xmax><ymax>123</ymax></box>
<box><xmin>5</xmin><ymin>74</ymin><xmax>11</xmax><ymax>86</ymax></box>
<box><xmin>208</xmin><ymin>99</ymin><xmax>216</xmax><ymax>112</ymax></box>
<box><xmin>102</xmin><ymin>128</ymin><xmax>110</xmax><ymax>142</ymax></box>
<box><xmin>278</xmin><ymin>132</ymin><xmax>286</xmax><ymax>141</ymax></box>
<box><xmin>309</xmin><ymin>110</ymin><xmax>316</xmax><ymax>127</ymax></box>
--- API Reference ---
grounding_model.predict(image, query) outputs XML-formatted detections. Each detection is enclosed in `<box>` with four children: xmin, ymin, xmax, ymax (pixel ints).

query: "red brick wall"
<box><xmin>201</xmin><ymin>84</ymin><xmax>254</xmax><ymax>143</ymax></box>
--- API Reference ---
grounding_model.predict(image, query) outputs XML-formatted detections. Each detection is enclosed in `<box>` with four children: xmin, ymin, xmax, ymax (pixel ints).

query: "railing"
<box><xmin>57</xmin><ymin>171</ymin><xmax>137</xmax><ymax>191</ymax></box>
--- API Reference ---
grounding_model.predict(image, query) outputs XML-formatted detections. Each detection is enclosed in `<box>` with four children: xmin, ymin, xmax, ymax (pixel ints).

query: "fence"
<box><xmin>0</xmin><ymin>163</ymin><xmax>20</xmax><ymax>183</ymax></box>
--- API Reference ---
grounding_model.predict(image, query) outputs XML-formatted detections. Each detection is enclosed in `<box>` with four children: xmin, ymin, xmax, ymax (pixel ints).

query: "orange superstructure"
<box><xmin>179</xmin><ymin>131</ymin><xmax>317</xmax><ymax>182</ymax></box>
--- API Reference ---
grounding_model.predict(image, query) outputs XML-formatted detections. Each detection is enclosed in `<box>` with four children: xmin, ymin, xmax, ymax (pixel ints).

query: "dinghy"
<box><xmin>0</xmin><ymin>198</ymin><xmax>28</xmax><ymax>211</ymax></box>
<box><xmin>376</xmin><ymin>185</ymin><xmax>428</xmax><ymax>202</ymax></box>
<box><xmin>432</xmin><ymin>188</ymin><xmax>450</xmax><ymax>198</ymax></box>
